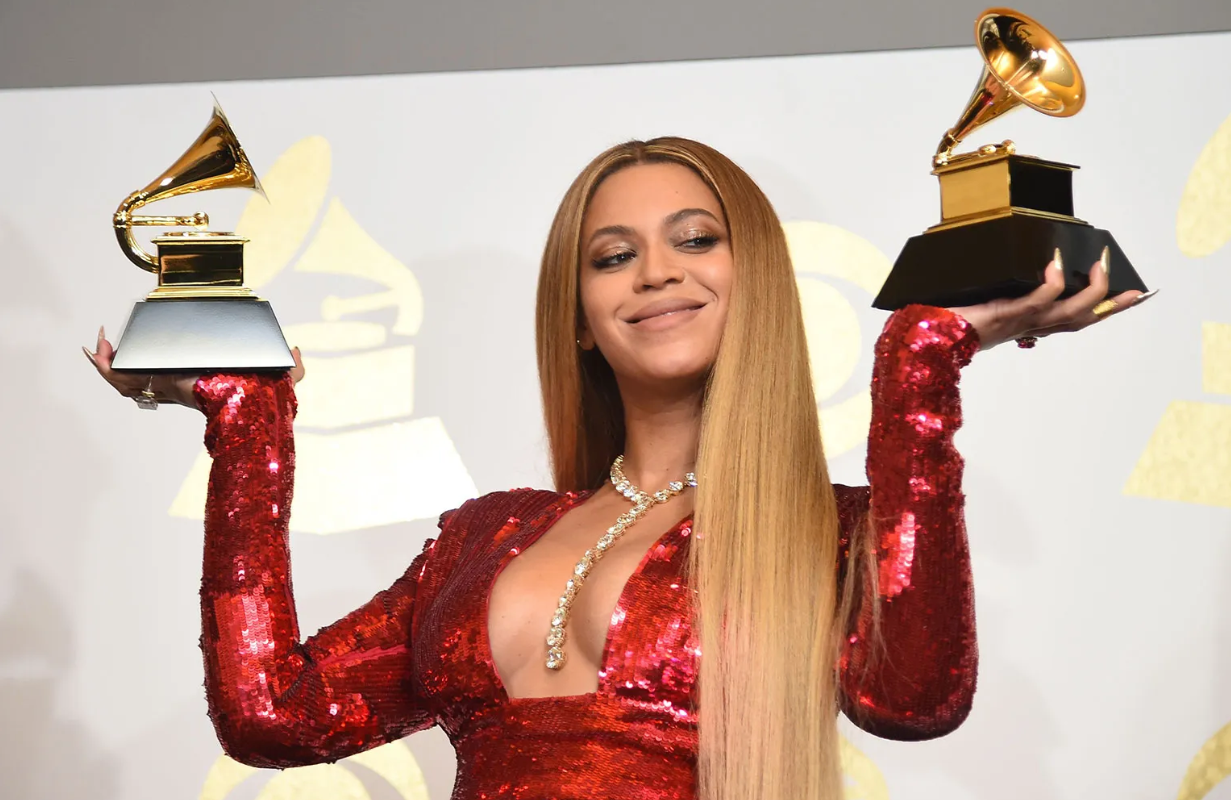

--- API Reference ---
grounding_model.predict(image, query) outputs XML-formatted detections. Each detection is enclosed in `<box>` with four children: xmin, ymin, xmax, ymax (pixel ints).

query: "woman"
<box><xmin>87</xmin><ymin>138</ymin><xmax>1151</xmax><ymax>800</ymax></box>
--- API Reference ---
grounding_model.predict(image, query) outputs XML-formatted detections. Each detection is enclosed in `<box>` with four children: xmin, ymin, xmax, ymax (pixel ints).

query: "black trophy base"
<box><xmin>873</xmin><ymin>214</ymin><xmax>1149</xmax><ymax>311</ymax></box>
<box><xmin>110</xmin><ymin>298</ymin><xmax>295</xmax><ymax>372</ymax></box>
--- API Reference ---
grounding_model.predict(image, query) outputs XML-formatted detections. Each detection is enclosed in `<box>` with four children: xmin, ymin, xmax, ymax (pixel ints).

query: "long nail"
<box><xmin>1099</xmin><ymin>246</ymin><xmax>1111</xmax><ymax>278</ymax></box>
<box><xmin>97</xmin><ymin>326</ymin><xmax>105</xmax><ymax>349</ymax></box>
<box><xmin>1133</xmin><ymin>288</ymin><xmax>1159</xmax><ymax>306</ymax></box>
<box><xmin>82</xmin><ymin>346</ymin><xmax>98</xmax><ymax>367</ymax></box>
<box><xmin>1052</xmin><ymin>248</ymin><xmax>1064</xmax><ymax>274</ymax></box>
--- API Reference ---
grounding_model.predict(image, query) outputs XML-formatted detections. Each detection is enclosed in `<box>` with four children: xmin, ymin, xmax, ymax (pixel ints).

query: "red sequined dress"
<box><xmin>195</xmin><ymin>305</ymin><xmax>979</xmax><ymax>799</ymax></box>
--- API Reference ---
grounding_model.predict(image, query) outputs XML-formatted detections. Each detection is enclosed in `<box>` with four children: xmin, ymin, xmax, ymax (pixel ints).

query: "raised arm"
<box><xmin>196</xmin><ymin>373</ymin><xmax>437</xmax><ymax>768</ymax></box>
<box><xmin>837</xmin><ymin>305</ymin><xmax>980</xmax><ymax>741</ymax></box>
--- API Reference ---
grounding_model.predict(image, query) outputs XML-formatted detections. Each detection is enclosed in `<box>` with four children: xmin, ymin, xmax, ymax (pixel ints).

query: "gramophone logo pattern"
<box><xmin>168</xmin><ymin>136</ymin><xmax>478</xmax><ymax>534</ymax></box>
<box><xmin>1124</xmin><ymin>110</ymin><xmax>1231</xmax><ymax>512</ymax></box>
<box><xmin>1128</xmin><ymin>110</ymin><xmax>1231</xmax><ymax>800</ymax></box>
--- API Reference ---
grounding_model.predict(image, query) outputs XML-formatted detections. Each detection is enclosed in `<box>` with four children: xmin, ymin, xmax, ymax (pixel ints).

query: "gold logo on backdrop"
<box><xmin>1177</xmin><ymin>112</ymin><xmax>1231</xmax><ymax>259</ymax></box>
<box><xmin>1125</xmin><ymin>109</ymin><xmax>1231</xmax><ymax>510</ymax></box>
<box><xmin>1177</xmin><ymin>721</ymin><xmax>1231</xmax><ymax>800</ymax></box>
<box><xmin>199</xmin><ymin>740</ymin><xmax>428</xmax><ymax>800</ymax></box>
<box><xmin>1127</xmin><ymin>111</ymin><xmax>1231</xmax><ymax>800</ymax></box>
<box><xmin>169</xmin><ymin>137</ymin><xmax>477</xmax><ymax>534</ymax></box>
<box><xmin>1124</xmin><ymin>110</ymin><xmax>1231</xmax><ymax>510</ymax></box>
<box><xmin>840</xmin><ymin>734</ymin><xmax>891</xmax><ymax>800</ymax></box>
<box><xmin>785</xmin><ymin>220</ymin><xmax>892</xmax><ymax>459</ymax></box>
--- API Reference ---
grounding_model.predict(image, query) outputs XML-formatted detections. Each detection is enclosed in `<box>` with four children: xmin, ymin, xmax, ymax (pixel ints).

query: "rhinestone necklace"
<box><xmin>545</xmin><ymin>455</ymin><xmax>697</xmax><ymax>670</ymax></box>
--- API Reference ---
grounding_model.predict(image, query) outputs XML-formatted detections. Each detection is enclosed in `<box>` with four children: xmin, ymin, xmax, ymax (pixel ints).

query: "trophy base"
<box><xmin>110</xmin><ymin>298</ymin><xmax>295</xmax><ymax>372</ymax></box>
<box><xmin>873</xmin><ymin>214</ymin><xmax>1149</xmax><ymax>311</ymax></box>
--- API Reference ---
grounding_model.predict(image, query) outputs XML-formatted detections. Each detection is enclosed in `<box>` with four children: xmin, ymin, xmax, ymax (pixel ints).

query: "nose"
<box><xmin>634</xmin><ymin>243</ymin><xmax>685</xmax><ymax>291</ymax></box>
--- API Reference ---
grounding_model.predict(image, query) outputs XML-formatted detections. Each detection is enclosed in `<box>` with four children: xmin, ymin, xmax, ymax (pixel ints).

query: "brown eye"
<box><xmin>679</xmin><ymin>234</ymin><xmax>719</xmax><ymax>250</ymax></box>
<box><xmin>592</xmin><ymin>249</ymin><xmax>636</xmax><ymax>268</ymax></box>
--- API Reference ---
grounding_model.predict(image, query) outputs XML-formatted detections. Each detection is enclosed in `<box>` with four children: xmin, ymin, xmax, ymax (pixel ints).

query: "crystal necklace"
<box><xmin>545</xmin><ymin>455</ymin><xmax>697</xmax><ymax>670</ymax></box>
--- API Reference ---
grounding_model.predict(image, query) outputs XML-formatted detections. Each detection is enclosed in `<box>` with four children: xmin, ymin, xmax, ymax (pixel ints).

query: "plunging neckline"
<box><xmin>480</xmin><ymin>489</ymin><xmax>693</xmax><ymax>705</ymax></box>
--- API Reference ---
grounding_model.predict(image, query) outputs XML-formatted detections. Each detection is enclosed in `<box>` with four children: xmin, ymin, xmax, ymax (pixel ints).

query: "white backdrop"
<box><xmin>1</xmin><ymin>29</ymin><xmax>1229</xmax><ymax>800</ymax></box>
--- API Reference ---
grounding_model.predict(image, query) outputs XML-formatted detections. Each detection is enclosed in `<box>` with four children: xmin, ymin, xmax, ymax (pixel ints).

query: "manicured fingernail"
<box><xmin>1052</xmin><ymin>248</ymin><xmax>1064</xmax><ymax>274</ymax></box>
<box><xmin>97</xmin><ymin>326</ymin><xmax>105</xmax><ymax>347</ymax></box>
<box><xmin>1133</xmin><ymin>288</ymin><xmax>1159</xmax><ymax>306</ymax></box>
<box><xmin>1099</xmin><ymin>246</ymin><xmax>1111</xmax><ymax>278</ymax></box>
<box><xmin>81</xmin><ymin>346</ymin><xmax>98</xmax><ymax>366</ymax></box>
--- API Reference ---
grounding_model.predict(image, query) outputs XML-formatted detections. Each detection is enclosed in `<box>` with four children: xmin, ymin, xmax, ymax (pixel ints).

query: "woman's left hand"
<box><xmin>949</xmin><ymin>248</ymin><xmax>1156</xmax><ymax>351</ymax></box>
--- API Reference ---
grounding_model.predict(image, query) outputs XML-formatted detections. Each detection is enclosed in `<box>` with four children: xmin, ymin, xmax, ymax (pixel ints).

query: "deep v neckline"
<box><xmin>480</xmin><ymin>490</ymin><xmax>693</xmax><ymax>705</ymax></box>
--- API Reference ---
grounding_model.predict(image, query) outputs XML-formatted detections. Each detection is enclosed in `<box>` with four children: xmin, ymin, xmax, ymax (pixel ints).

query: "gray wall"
<box><xmin>2</xmin><ymin>0</ymin><xmax>1230</xmax><ymax>90</ymax></box>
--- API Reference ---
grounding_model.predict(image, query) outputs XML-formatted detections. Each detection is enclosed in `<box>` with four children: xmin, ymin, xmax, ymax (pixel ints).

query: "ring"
<box><xmin>1016</xmin><ymin>336</ymin><xmax>1038</xmax><ymax>349</ymax></box>
<box><xmin>1092</xmin><ymin>299</ymin><xmax>1118</xmax><ymax>319</ymax></box>
<box><xmin>133</xmin><ymin>376</ymin><xmax>158</xmax><ymax>411</ymax></box>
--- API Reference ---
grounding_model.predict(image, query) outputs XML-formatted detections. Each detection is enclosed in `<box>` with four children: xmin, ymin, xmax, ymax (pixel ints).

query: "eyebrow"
<box><xmin>665</xmin><ymin>207</ymin><xmax>720</xmax><ymax>226</ymax></box>
<box><xmin>587</xmin><ymin>208</ymin><xmax>722</xmax><ymax>244</ymax></box>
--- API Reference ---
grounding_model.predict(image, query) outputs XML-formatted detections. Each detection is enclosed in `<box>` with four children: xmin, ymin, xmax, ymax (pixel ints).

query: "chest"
<box><xmin>413</xmin><ymin>500</ymin><xmax>700</xmax><ymax>717</ymax></box>
<box><xmin>488</xmin><ymin>522</ymin><xmax>656</xmax><ymax>671</ymax></box>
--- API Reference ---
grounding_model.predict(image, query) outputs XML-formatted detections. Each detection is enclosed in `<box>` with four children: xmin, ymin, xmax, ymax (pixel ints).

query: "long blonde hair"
<box><xmin>536</xmin><ymin>138</ymin><xmax>848</xmax><ymax>800</ymax></box>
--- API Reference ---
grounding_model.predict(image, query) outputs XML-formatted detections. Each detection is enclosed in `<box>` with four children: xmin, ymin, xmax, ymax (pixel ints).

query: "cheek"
<box><xmin>709</xmin><ymin>302</ymin><xmax>730</xmax><ymax>343</ymax></box>
<box><xmin>696</xmin><ymin>259</ymin><xmax>733</xmax><ymax>359</ymax></box>
<box><xmin>577</xmin><ymin>274</ymin><xmax>620</xmax><ymax>338</ymax></box>
<box><xmin>697</xmin><ymin>254</ymin><xmax>735</xmax><ymax>317</ymax></box>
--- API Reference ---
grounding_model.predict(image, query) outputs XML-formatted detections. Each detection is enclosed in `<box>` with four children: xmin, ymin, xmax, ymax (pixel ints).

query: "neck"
<box><xmin>616</xmin><ymin>378</ymin><xmax>704</xmax><ymax>490</ymax></box>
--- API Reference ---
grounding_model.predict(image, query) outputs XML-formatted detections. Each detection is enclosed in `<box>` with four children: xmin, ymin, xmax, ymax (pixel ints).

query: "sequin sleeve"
<box><xmin>194</xmin><ymin>373</ymin><xmax>437</xmax><ymax>769</ymax></box>
<box><xmin>837</xmin><ymin>304</ymin><xmax>980</xmax><ymax>741</ymax></box>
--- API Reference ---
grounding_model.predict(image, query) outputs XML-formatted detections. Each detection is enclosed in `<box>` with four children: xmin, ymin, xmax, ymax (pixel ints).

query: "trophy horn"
<box><xmin>934</xmin><ymin>8</ymin><xmax>1085</xmax><ymax>166</ymax></box>
<box><xmin>113</xmin><ymin>97</ymin><xmax>266</xmax><ymax>272</ymax></box>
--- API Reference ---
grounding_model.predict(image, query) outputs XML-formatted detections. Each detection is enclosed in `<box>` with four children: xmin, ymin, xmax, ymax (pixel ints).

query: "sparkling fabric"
<box><xmin>838</xmin><ymin>305</ymin><xmax>980</xmax><ymax>740</ymax></box>
<box><xmin>195</xmin><ymin>304</ymin><xmax>980</xmax><ymax>798</ymax></box>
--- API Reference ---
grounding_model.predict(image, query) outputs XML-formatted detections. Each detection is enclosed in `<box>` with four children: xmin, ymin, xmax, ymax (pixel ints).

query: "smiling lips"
<box><xmin>625</xmin><ymin>298</ymin><xmax>707</xmax><ymax>329</ymax></box>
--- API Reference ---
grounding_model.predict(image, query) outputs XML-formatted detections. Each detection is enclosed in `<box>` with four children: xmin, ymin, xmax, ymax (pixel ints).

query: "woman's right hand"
<box><xmin>83</xmin><ymin>326</ymin><xmax>305</xmax><ymax>410</ymax></box>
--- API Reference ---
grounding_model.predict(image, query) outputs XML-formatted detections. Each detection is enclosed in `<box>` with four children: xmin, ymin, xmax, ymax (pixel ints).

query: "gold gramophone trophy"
<box><xmin>109</xmin><ymin>98</ymin><xmax>294</xmax><ymax>379</ymax></box>
<box><xmin>873</xmin><ymin>7</ymin><xmax>1149</xmax><ymax>310</ymax></box>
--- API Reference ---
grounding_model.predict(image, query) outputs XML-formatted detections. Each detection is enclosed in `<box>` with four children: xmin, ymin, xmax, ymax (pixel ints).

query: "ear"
<box><xmin>577</xmin><ymin>322</ymin><xmax>596</xmax><ymax>351</ymax></box>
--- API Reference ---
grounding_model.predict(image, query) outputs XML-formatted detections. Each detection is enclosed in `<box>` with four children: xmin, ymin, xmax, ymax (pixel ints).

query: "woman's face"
<box><xmin>578</xmin><ymin>162</ymin><xmax>733</xmax><ymax>393</ymax></box>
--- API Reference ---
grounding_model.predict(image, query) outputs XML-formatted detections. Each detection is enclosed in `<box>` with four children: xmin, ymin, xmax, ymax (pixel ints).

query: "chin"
<box><xmin>630</xmin><ymin>349</ymin><xmax>715</xmax><ymax>388</ymax></box>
